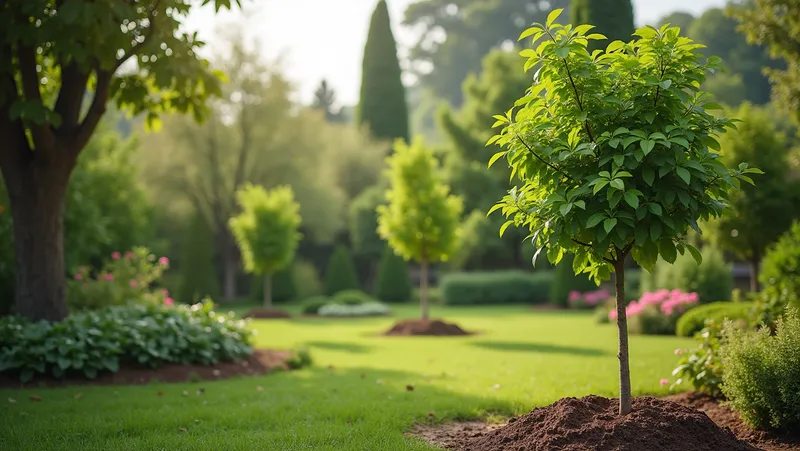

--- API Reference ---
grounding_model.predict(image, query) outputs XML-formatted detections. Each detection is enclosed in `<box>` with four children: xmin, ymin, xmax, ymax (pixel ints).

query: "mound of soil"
<box><xmin>0</xmin><ymin>349</ymin><xmax>294</xmax><ymax>389</ymax></box>
<box><xmin>383</xmin><ymin>319</ymin><xmax>471</xmax><ymax>336</ymax></box>
<box><xmin>666</xmin><ymin>392</ymin><xmax>800</xmax><ymax>451</ymax></box>
<box><xmin>243</xmin><ymin>307</ymin><xmax>292</xmax><ymax>319</ymax></box>
<box><xmin>424</xmin><ymin>395</ymin><xmax>758</xmax><ymax>451</ymax></box>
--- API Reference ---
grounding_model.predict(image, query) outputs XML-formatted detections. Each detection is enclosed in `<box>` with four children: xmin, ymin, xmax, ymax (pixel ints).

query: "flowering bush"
<box><xmin>568</xmin><ymin>289</ymin><xmax>611</xmax><ymax>309</ymax></box>
<box><xmin>68</xmin><ymin>247</ymin><xmax>173</xmax><ymax>311</ymax></box>
<box><xmin>611</xmin><ymin>289</ymin><xmax>700</xmax><ymax>335</ymax></box>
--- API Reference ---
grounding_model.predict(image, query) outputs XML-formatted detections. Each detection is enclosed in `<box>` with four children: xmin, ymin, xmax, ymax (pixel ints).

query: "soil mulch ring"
<box><xmin>243</xmin><ymin>307</ymin><xmax>292</xmax><ymax>319</ymax></box>
<box><xmin>412</xmin><ymin>394</ymin><xmax>800</xmax><ymax>451</ymax></box>
<box><xmin>383</xmin><ymin>319</ymin><xmax>473</xmax><ymax>336</ymax></box>
<box><xmin>0</xmin><ymin>349</ymin><xmax>294</xmax><ymax>389</ymax></box>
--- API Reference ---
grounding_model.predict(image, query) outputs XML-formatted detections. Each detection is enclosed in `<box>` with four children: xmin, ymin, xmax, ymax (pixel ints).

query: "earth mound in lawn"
<box><xmin>243</xmin><ymin>307</ymin><xmax>292</xmax><ymax>319</ymax></box>
<box><xmin>384</xmin><ymin>319</ymin><xmax>471</xmax><ymax>336</ymax></box>
<box><xmin>460</xmin><ymin>395</ymin><xmax>758</xmax><ymax>451</ymax></box>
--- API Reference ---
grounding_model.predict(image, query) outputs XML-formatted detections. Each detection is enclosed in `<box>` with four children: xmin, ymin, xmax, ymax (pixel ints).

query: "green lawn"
<box><xmin>0</xmin><ymin>305</ymin><xmax>692</xmax><ymax>450</ymax></box>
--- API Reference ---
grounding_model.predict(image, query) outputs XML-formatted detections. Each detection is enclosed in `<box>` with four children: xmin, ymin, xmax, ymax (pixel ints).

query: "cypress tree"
<box><xmin>323</xmin><ymin>245</ymin><xmax>360</xmax><ymax>296</ymax></box>
<box><xmin>570</xmin><ymin>0</ymin><xmax>635</xmax><ymax>52</ymax></box>
<box><xmin>178</xmin><ymin>212</ymin><xmax>220</xmax><ymax>302</ymax></box>
<box><xmin>357</xmin><ymin>0</ymin><xmax>409</xmax><ymax>143</ymax></box>
<box><xmin>374</xmin><ymin>246</ymin><xmax>413</xmax><ymax>303</ymax></box>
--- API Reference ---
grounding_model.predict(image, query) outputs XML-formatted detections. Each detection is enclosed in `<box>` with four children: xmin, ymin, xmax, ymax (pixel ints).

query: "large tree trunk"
<box><xmin>2</xmin><ymin>145</ymin><xmax>74</xmax><ymax>322</ymax></box>
<box><xmin>749</xmin><ymin>254</ymin><xmax>760</xmax><ymax>293</ymax></box>
<box><xmin>420</xmin><ymin>258</ymin><xmax>429</xmax><ymax>320</ymax></box>
<box><xmin>614</xmin><ymin>258</ymin><xmax>632</xmax><ymax>415</ymax></box>
<box><xmin>263</xmin><ymin>272</ymin><xmax>272</xmax><ymax>308</ymax></box>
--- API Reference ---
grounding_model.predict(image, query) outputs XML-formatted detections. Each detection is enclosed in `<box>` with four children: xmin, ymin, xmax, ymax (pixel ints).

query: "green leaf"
<box><xmin>670</xmin><ymin>137</ymin><xmax>690</xmax><ymax>149</ymax></box>
<box><xmin>610</xmin><ymin>179</ymin><xmax>624</xmax><ymax>190</ymax></box>
<box><xmin>640</xmin><ymin>140</ymin><xmax>655</xmax><ymax>155</ymax></box>
<box><xmin>574</xmin><ymin>200</ymin><xmax>586</xmax><ymax>210</ymax></box>
<box><xmin>546</xmin><ymin>8</ymin><xmax>563</xmax><ymax>27</ymax></box>
<box><xmin>644</xmin><ymin>111</ymin><xmax>656</xmax><ymax>124</ymax></box>
<box><xmin>643</xmin><ymin>168</ymin><xmax>655</xmax><ymax>186</ymax></box>
<box><xmin>659</xmin><ymin>239</ymin><xmax>677</xmax><ymax>264</ymax></box>
<box><xmin>703</xmin><ymin>102</ymin><xmax>723</xmax><ymax>110</ymax></box>
<box><xmin>648</xmin><ymin>203</ymin><xmax>662</xmax><ymax>216</ymax></box>
<box><xmin>677</xmin><ymin>190</ymin><xmax>689</xmax><ymax>207</ymax></box>
<box><xmin>650</xmin><ymin>221</ymin><xmax>662</xmax><ymax>240</ymax></box>
<box><xmin>519</xmin><ymin>27</ymin><xmax>542</xmax><ymax>41</ymax></box>
<box><xmin>586</xmin><ymin>33</ymin><xmax>607</xmax><ymax>40</ymax></box>
<box><xmin>499</xmin><ymin>220</ymin><xmax>514</xmax><ymax>237</ymax></box>
<box><xmin>603</xmin><ymin>218</ymin><xmax>617</xmax><ymax>233</ymax></box>
<box><xmin>559</xmin><ymin>203</ymin><xmax>573</xmax><ymax>216</ymax></box>
<box><xmin>554</xmin><ymin>46</ymin><xmax>570</xmax><ymax>58</ymax></box>
<box><xmin>592</xmin><ymin>180</ymin><xmax>609</xmax><ymax>194</ymax></box>
<box><xmin>488</xmin><ymin>151</ymin><xmax>506</xmax><ymax>167</ymax></box>
<box><xmin>613</xmin><ymin>154</ymin><xmax>624</xmax><ymax>167</ymax></box>
<box><xmin>622</xmin><ymin>136</ymin><xmax>640</xmax><ymax>149</ymax></box>
<box><xmin>634</xmin><ymin>225</ymin><xmax>647</xmax><ymax>244</ymax></box>
<box><xmin>686</xmin><ymin>244</ymin><xmax>703</xmax><ymax>265</ymax></box>
<box><xmin>624</xmin><ymin>191</ymin><xmax>639</xmax><ymax>208</ymax></box>
<box><xmin>676</xmin><ymin>167</ymin><xmax>691</xmax><ymax>184</ymax></box>
<box><xmin>658</xmin><ymin>80</ymin><xmax>672</xmax><ymax>89</ymax></box>
<box><xmin>587</xmin><ymin>213</ymin><xmax>606</xmax><ymax>228</ymax></box>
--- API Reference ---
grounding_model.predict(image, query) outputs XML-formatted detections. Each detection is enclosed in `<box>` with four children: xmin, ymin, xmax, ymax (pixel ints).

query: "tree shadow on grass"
<box><xmin>470</xmin><ymin>341</ymin><xmax>608</xmax><ymax>356</ymax></box>
<box><xmin>304</xmin><ymin>341</ymin><xmax>373</xmax><ymax>354</ymax></box>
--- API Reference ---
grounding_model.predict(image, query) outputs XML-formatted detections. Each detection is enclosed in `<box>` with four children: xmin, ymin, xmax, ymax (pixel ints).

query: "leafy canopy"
<box><xmin>488</xmin><ymin>9</ymin><xmax>760</xmax><ymax>281</ymax></box>
<box><xmin>378</xmin><ymin>137</ymin><xmax>463</xmax><ymax>264</ymax></box>
<box><xmin>228</xmin><ymin>184</ymin><xmax>301</xmax><ymax>276</ymax></box>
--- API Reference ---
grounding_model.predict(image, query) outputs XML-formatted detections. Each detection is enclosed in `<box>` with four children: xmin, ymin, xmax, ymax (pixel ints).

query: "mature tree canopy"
<box><xmin>0</xmin><ymin>0</ymin><xmax>238</xmax><ymax>320</ymax></box>
<box><xmin>570</xmin><ymin>0</ymin><xmax>635</xmax><ymax>52</ymax></box>
<box><xmin>358</xmin><ymin>0</ymin><xmax>409</xmax><ymax>143</ymax></box>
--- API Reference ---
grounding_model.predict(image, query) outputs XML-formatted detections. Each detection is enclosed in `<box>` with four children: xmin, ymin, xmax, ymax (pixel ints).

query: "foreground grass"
<box><xmin>0</xmin><ymin>305</ymin><xmax>691</xmax><ymax>450</ymax></box>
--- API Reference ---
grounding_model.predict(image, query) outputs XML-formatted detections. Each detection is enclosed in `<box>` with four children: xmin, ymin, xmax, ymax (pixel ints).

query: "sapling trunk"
<box><xmin>614</xmin><ymin>258</ymin><xmax>632</xmax><ymax>415</ymax></box>
<box><xmin>420</xmin><ymin>258</ymin><xmax>429</xmax><ymax>320</ymax></box>
<box><xmin>263</xmin><ymin>272</ymin><xmax>272</xmax><ymax>308</ymax></box>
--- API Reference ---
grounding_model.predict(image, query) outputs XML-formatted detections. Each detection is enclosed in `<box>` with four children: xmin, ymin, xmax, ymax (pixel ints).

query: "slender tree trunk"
<box><xmin>263</xmin><ymin>272</ymin><xmax>272</xmax><ymax>308</ymax></box>
<box><xmin>420</xmin><ymin>258</ymin><xmax>429</xmax><ymax>320</ymax></box>
<box><xmin>219</xmin><ymin>234</ymin><xmax>238</xmax><ymax>301</ymax></box>
<box><xmin>749</xmin><ymin>254</ymin><xmax>760</xmax><ymax>293</ymax></box>
<box><xmin>614</xmin><ymin>258</ymin><xmax>632</xmax><ymax>415</ymax></box>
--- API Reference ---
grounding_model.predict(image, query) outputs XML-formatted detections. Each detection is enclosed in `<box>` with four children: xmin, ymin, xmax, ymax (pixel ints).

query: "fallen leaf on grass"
<box><xmin>7</xmin><ymin>398</ymin><xmax>16</xmax><ymax>403</ymax></box>
<box><xmin>197</xmin><ymin>388</ymin><xmax>205</xmax><ymax>395</ymax></box>
<box><xmin>256</xmin><ymin>386</ymin><xmax>263</xmax><ymax>392</ymax></box>
<box><xmin>346</xmin><ymin>419</ymin><xmax>353</xmax><ymax>424</ymax></box>
<box><xmin>327</xmin><ymin>364</ymin><xmax>335</xmax><ymax>370</ymax></box>
<box><xmin>178</xmin><ymin>427</ymin><xmax>187</xmax><ymax>433</ymax></box>
<box><xmin>29</xmin><ymin>395</ymin><xmax>42</xmax><ymax>402</ymax></box>
<box><xmin>156</xmin><ymin>391</ymin><xmax>164</xmax><ymax>397</ymax></box>
<box><xmin>406</xmin><ymin>385</ymin><xmax>414</xmax><ymax>391</ymax></box>
<box><xmin>74</xmin><ymin>393</ymin><xmax>83</xmax><ymax>400</ymax></box>
<box><xmin>427</xmin><ymin>412</ymin><xmax>436</xmax><ymax>418</ymax></box>
<box><xmin>182</xmin><ymin>391</ymin><xmax>189</xmax><ymax>397</ymax></box>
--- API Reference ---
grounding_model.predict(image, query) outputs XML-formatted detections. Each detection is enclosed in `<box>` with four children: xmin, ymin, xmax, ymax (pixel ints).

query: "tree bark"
<box><xmin>749</xmin><ymin>254</ymin><xmax>760</xmax><ymax>293</ymax></box>
<box><xmin>263</xmin><ymin>272</ymin><xmax>272</xmax><ymax>308</ymax></box>
<box><xmin>614</xmin><ymin>257</ymin><xmax>632</xmax><ymax>415</ymax></box>
<box><xmin>420</xmin><ymin>257</ymin><xmax>429</xmax><ymax>320</ymax></box>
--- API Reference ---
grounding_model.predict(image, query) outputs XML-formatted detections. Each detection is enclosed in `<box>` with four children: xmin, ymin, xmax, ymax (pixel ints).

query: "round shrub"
<box><xmin>374</xmin><ymin>246</ymin><xmax>412</xmax><ymax>303</ymax></box>
<box><xmin>0</xmin><ymin>301</ymin><xmax>253</xmax><ymax>382</ymax></box>
<box><xmin>293</xmin><ymin>260</ymin><xmax>322</xmax><ymax>300</ymax></box>
<box><xmin>301</xmin><ymin>296</ymin><xmax>331</xmax><ymax>315</ymax></box>
<box><xmin>323</xmin><ymin>245</ymin><xmax>360</xmax><ymax>296</ymax></box>
<box><xmin>440</xmin><ymin>270</ymin><xmax>553</xmax><ymax>305</ymax></box>
<box><xmin>550</xmin><ymin>255</ymin><xmax>597</xmax><ymax>307</ymax></box>
<box><xmin>675</xmin><ymin>301</ymin><xmax>755</xmax><ymax>337</ymax></box>
<box><xmin>760</xmin><ymin>221</ymin><xmax>800</xmax><ymax>310</ymax></box>
<box><xmin>641</xmin><ymin>246</ymin><xmax>732</xmax><ymax>303</ymax></box>
<box><xmin>332</xmin><ymin>289</ymin><xmax>375</xmax><ymax>306</ymax></box>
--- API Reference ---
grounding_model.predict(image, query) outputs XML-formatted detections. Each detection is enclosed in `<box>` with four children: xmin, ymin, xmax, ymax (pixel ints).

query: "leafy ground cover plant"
<box><xmin>0</xmin><ymin>301</ymin><xmax>253</xmax><ymax>382</ymax></box>
<box><xmin>675</xmin><ymin>301</ymin><xmax>754</xmax><ymax>337</ymax></box>
<box><xmin>671</xmin><ymin>319</ymin><xmax>726</xmax><ymax>397</ymax></box>
<box><xmin>488</xmin><ymin>9</ymin><xmax>755</xmax><ymax>413</ymax></box>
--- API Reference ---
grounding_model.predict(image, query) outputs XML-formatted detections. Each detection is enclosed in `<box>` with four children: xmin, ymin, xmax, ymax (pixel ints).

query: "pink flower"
<box><xmin>125</xmin><ymin>251</ymin><xmax>135</xmax><ymax>259</ymax></box>
<box><xmin>660</xmin><ymin>378</ymin><xmax>669</xmax><ymax>387</ymax></box>
<box><xmin>164</xmin><ymin>297</ymin><xmax>174</xmax><ymax>306</ymax></box>
<box><xmin>129</xmin><ymin>280</ymin><xmax>138</xmax><ymax>288</ymax></box>
<box><xmin>111</xmin><ymin>252</ymin><xmax>121</xmax><ymax>260</ymax></box>
<box><xmin>162</xmin><ymin>289</ymin><xmax>169</xmax><ymax>297</ymax></box>
<box><xmin>104</xmin><ymin>273</ymin><xmax>114</xmax><ymax>282</ymax></box>
<box><xmin>674</xmin><ymin>349</ymin><xmax>682</xmax><ymax>355</ymax></box>
<box><xmin>568</xmin><ymin>291</ymin><xmax>582</xmax><ymax>303</ymax></box>
<box><xmin>74</xmin><ymin>273</ymin><xmax>83</xmax><ymax>281</ymax></box>
<box><xmin>158</xmin><ymin>257</ymin><xmax>169</xmax><ymax>266</ymax></box>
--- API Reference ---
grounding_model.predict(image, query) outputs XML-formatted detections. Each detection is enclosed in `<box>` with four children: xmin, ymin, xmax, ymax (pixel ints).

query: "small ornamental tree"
<box><xmin>488</xmin><ymin>10</ymin><xmax>758</xmax><ymax>415</ymax></box>
<box><xmin>323</xmin><ymin>245</ymin><xmax>360</xmax><ymax>296</ymax></box>
<box><xmin>377</xmin><ymin>137</ymin><xmax>463</xmax><ymax>319</ymax></box>
<box><xmin>229</xmin><ymin>184</ymin><xmax>301</xmax><ymax>308</ymax></box>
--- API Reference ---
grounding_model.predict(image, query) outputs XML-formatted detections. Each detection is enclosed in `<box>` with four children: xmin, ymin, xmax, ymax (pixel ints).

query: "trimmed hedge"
<box><xmin>676</xmin><ymin>301</ymin><xmax>754</xmax><ymax>337</ymax></box>
<box><xmin>440</xmin><ymin>270</ymin><xmax>553</xmax><ymax>305</ymax></box>
<box><xmin>332</xmin><ymin>289</ymin><xmax>376</xmax><ymax>305</ymax></box>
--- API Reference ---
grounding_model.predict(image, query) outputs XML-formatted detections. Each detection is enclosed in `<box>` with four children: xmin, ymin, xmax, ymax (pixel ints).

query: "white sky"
<box><xmin>185</xmin><ymin>0</ymin><xmax>728</xmax><ymax>106</ymax></box>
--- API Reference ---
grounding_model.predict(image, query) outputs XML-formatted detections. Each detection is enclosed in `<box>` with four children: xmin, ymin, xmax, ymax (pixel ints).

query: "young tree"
<box><xmin>377</xmin><ymin>137</ymin><xmax>463</xmax><ymax>319</ymax></box>
<box><xmin>708</xmin><ymin>103</ymin><xmax>799</xmax><ymax>291</ymax></box>
<box><xmin>0</xmin><ymin>0</ymin><xmax>238</xmax><ymax>320</ymax></box>
<box><xmin>323</xmin><ymin>245</ymin><xmax>360</xmax><ymax>296</ymax></box>
<box><xmin>488</xmin><ymin>10</ymin><xmax>757</xmax><ymax>415</ymax></box>
<box><xmin>357</xmin><ymin>0</ymin><xmax>409</xmax><ymax>143</ymax></box>
<box><xmin>570</xmin><ymin>0</ymin><xmax>635</xmax><ymax>51</ymax></box>
<box><xmin>229</xmin><ymin>184</ymin><xmax>302</xmax><ymax>307</ymax></box>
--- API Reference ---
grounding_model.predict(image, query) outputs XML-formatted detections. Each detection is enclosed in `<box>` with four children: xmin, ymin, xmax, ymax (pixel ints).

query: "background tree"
<box><xmin>570</xmin><ymin>0</ymin><xmax>635</xmax><ymax>51</ymax></box>
<box><xmin>0</xmin><ymin>0</ymin><xmax>238</xmax><ymax>321</ymax></box>
<box><xmin>730</xmin><ymin>0</ymin><xmax>800</xmax><ymax>123</ymax></box>
<box><xmin>374</xmin><ymin>246</ymin><xmax>413</xmax><ymax>303</ymax></box>
<box><xmin>657</xmin><ymin>11</ymin><xmax>696</xmax><ymax>33</ymax></box>
<box><xmin>706</xmin><ymin>103</ymin><xmax>799</xmax><ymax>291</ymax></box>
<box><xmin>377</xmin><ymin>137</ymin><xmax>462</xmax><ymax>319</ymax></box>
<box><xmin>358</xmin><ymin>0</ymin><xmax>409</xmax><ymax>143</ymax></box>
<box><xmin>312</xmin><ymin>79</ymin><xmax>342</xmax><ymax>123</ymax></box>
<box><xmin>490</xmin><ymin>13</ymin><xmax>755</xmax><ymax>414</ymax></box>
<box><xmin>177</xmin><ymin>211</ymin><xmax>220</xmax><ymax>303</ymax></box>
<box><xmin>229</xmin><ymin>184</ymin><xmax>302</xmax><ymax>308</ymax></box>
<box><xmin>349</xmin><ymin>185</ymin><xmax>388</xmax><ymax>261</ymax></box>
<box><xmin>324</xmin><ymin>245</ymin><xmax>360</xmax><ymax>296</ymax></box>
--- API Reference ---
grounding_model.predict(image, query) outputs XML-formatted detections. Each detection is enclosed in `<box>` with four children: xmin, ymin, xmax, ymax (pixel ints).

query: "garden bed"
<box><xmin>383</xmin><ymin>319</ymin><xmax>472</xmax><ymax>336</ymax></box>
<box><xmin>243</xmin><ymin>307</ymin><xmax>292</xmax><ymax>319</ymax></box>
<box><xmin>413</xmin><ymin>393</ymin><xmax>799</xmax><ymax>451</ymax></box>
<box><xmin>0</xmin><ymin>349</ymin><xmax>295</xmax><ymax>389</ymax></box>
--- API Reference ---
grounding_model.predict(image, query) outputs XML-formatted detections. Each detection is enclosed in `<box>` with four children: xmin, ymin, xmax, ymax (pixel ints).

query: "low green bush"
<box><xmin>323</xmin><ymin>245</ymin><xmax>360</xmax><ymax>296</ymax></box>
<box><xmin>0</xmin><ymin>301</ymin><xmax>253</xmax><ymax>382</ymax></box>
<box><xmin>317</xmin><ymin>302</ymin><xmax>391</xmax><ymax>317</ymax></box>
<box><xmin>440</xmin><ymin>271</ymin><xmax>553</xmax><ymax>305</ymax></box>
<box><xmin>286</xmin><ymin>348</ymin><xmax>313</xmax><ymax>369</ymax></box>
<box><xmin>332</xmin><ymin>290</ymin><xmax>375</xmax><ymax>306</ymax></box>
<box><xmin>721</xmin><ymin>309</ymin><xmax>800</xmax><ymax>431</ymax></box>
<box><xmin>301</xmin><ymin>296</ymin><xmax>331</xmax><ymax>315</ymax></box>
<box><xmin>671</xmin><ymin>320</ymin><xmax>726</xmax><ymax>397</ymax></box>
<box><xmin>760</xmin><ymin>222</ymin><xmax>800</xmax><ymax>310</ymax></box>
<box><xmin>374</xmin><ymin>246</ymin><xmax>412</xmax><ymax>303</ymax></box>
<box><xmin>676</xmin><ymin>302</ymin><xmax>754</xmax><ymax>337</ymax></box>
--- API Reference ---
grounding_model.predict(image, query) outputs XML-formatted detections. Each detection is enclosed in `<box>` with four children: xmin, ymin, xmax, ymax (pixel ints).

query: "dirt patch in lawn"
<box><xmin>413</xmin><ymin>395</ymin><xmax>762</xmax><ymax>451</ymax></box>
<box><xmin>383</xmin><ymin>319</ymin><xmax>472</xmax><ymax>336</ymax></box>
<box><xmin>664</xmin><ymin>392</ymin><xmax>800</xmax><ymax>451</ymax></box>
<box><xmin>0</xmin><ymin>349</ymin><xmax>294</xmax><ymax>389</ymax></box>
<box><xmin>243</xmin><ymin>307</ymin><xmax>292</xmax><ymax>319</ymax></box>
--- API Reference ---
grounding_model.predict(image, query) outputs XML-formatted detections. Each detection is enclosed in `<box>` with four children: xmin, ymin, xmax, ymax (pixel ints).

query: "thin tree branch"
<box><xmin>72</xmin><ymin>67</ymin><xmax>112</xmax><ymax>152</ymax></box>
<box><xmin>54</xmin><ymin>60</ymin><xmax>90</xmax><ymax>132</ymax></box>
<box><xmin>513</xmin><ymin>132</ymin><xmax>575</xmax><ymax>182</ymax></box>
<box><xmin>572</xmin><ymin>238</ymin><xmax>615</xmax><ymax>264</ymax></box>
<box><xmin>17</xmin><ymin>44</ymin><xmax>56</xmax><ymax>151</ymax></box>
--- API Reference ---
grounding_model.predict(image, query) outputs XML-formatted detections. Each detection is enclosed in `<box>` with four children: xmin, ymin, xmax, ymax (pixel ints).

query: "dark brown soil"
<box><xmin>416</xmin><ymin>395</ymin><xmax>760</xmax><ymax>451</ymax></box>
<box><xmin>243</xmin><ymin>307</ymin><xmax>292</xmax><ymax>319</ymax></box>
<box><xmin>0</xmin><ymin>349</ymin><xmax>294</xmax><ymax>389</ymax></box>
<box><xmin>383</xmin><ymin>319</ymin><xmax>472</xmax><ymax>336</ymax></box>
<box><xmin>665</xmin><ymin>392</ymin><xmax>800</xmax><ymax>451</ymax></box>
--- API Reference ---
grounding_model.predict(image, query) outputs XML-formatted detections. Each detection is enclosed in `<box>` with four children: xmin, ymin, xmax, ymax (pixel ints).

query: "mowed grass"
<box><xmin>0</xmin><ymin>305</ymin><xmax>692</xmax><ymax>450</ymax></box>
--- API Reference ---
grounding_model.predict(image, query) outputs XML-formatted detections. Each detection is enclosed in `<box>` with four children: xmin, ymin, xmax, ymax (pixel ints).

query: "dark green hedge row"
<box><xmin>675</xmin><ymin>301</ymin><xmax>755</xmax><ymax>337</ymax></box>
<box><xmin>440</xmin><ymin>271</ymin><xmax>553</xmax><ymax>305</ymax></box>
